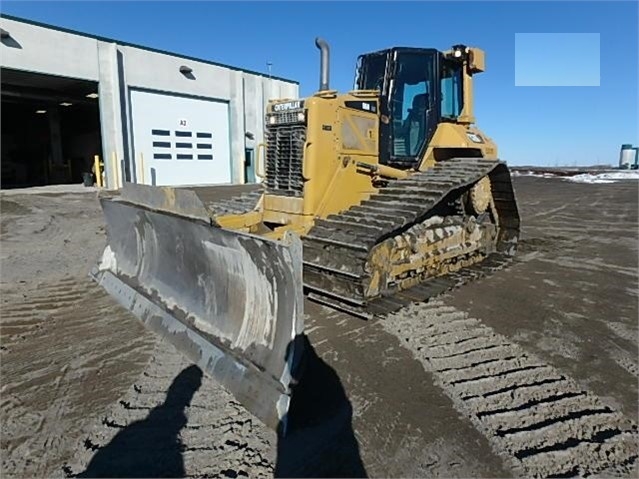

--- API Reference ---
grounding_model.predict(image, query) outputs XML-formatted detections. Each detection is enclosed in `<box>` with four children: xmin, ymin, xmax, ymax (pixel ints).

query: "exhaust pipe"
<box><xmin>315</xmin><ymin>37</ymin><xmax>330</xmax><ymax>91</ymax></box>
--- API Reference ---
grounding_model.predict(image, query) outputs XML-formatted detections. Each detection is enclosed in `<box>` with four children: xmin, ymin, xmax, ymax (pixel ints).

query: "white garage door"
<box><xmin>130</xmin><ymin>90</ymin><xmax>231</xmax><ymax>186</ymax></box>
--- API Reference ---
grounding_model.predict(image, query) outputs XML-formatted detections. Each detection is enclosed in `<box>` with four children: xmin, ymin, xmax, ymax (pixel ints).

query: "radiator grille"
<box><xmin>264</xmin><ymin>123</ymin><xmax>306</xmax><ymax>197</ymax></box>
<box><xmin>270</xmin><ymin>111</ymin><xmax>300</xmax><ymax>125</ymax></box>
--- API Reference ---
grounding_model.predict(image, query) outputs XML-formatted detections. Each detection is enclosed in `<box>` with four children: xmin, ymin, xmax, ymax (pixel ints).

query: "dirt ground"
<box><xmin>1</xmin><ymin>177</ymin><xmax>637</xmax><ymax>478</ymax></box>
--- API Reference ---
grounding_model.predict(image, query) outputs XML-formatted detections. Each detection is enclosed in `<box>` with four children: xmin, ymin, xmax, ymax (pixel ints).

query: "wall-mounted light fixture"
<box><xmin>0</xmin><ymin>29</ymin><xmax>10</xmax><ymax>39</ymax></box>
<box><xmin>60</xmin><ymin>102</ymin><xmax>73</xmax><ymax>107</ymax></box>
<box><xmin>179</xmin><ymin>65</ymin><xmax>193</xmax><ymax>75</ymax></box>
<box><xmin>35</xmin><ymin>109</ymin><xmax>47</xmax><ymax>114</ymax></box>
<box><xmin>86</xmin><ymin>93</ymin><xmax>99</xmax><ymax>99</ymax></box>
<box><xmin>245</xmin><ymin>131</ymin><xmax>255</xmax><ymax>140</ymax></box>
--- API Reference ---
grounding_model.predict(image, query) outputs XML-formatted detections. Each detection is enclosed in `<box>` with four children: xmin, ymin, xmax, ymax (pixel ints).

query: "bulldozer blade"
<box><xmin>90</xmin><ymin>184</ymin><xmax>304</xmax><ymax>432</ymax></box>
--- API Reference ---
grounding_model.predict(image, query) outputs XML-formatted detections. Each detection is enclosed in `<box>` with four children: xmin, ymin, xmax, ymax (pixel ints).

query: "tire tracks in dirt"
<box><xmin>1</xmin><ymin>277</ymin><xmax>155</xmax><ymax>478</ymax></box>
<box><xmin>62</xmin><ymin>342</ymin><xmax>275</xmax><ymax>478</ymax></box>
<box><xmin>3</xmin><ymin>275</ymin><xmax>275</xmax><ymax>478</ymax></box>
<box><xmin>17</xmin><ymin>189</ymin><xmax>334</xmax><ymax>477</ymax></box>
<box><xmin>382</xmin><ymin>299</ymin><xmax>639</xmax><ymax>478</ymax></box>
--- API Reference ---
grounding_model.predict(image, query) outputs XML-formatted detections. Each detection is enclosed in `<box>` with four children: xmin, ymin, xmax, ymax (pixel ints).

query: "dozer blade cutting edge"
<box><xmin>90</xmin><ymin>183</ymin><xmax>305</xmax><ymax>432</ymax></box>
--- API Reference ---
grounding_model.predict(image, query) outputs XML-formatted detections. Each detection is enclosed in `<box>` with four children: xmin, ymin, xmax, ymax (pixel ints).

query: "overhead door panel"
<box><xmin>130</xmin><ymin>90</ymin><xmax>231</xmax><ymax>186</ymax></box>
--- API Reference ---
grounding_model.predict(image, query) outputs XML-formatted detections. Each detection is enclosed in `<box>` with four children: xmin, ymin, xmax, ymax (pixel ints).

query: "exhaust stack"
<box><xmin>315</xmin><ymin>37</ymin><xmax>330</xmax><ymax>91</ymax></box>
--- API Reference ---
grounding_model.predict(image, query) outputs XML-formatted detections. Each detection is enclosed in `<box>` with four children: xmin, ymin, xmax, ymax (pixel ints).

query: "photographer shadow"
<box><xmin>275</xmin><ymin>335</ymin><xmax>367</xmax><ymax>478</ymax></box>
<box><xmin>77</xmin><ymin>365</ymin><xmax>202</xmax><ymax>478</ymax></box>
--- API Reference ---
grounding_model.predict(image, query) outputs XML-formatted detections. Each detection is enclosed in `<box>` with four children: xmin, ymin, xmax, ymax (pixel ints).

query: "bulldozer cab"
<box><xmin>355</xmin><ymin>47</ymin><xmax>467</xmax><ymax>168</ymax></box>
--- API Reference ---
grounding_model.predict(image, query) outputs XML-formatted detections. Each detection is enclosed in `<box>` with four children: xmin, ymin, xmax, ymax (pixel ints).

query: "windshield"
<box><xmin>441</xmin><ymin>59</ymin><xmax>463</xmax><ymax>119</ymax></box>
<box><xmin>356</xmin><ymin>53</ymin><xmax>387</xmax><ymax>92</ymax></box>
<box><xmin>390</xmin><ymin>51</ymin><xmax>436</xmax><ymax>158</ymax></box>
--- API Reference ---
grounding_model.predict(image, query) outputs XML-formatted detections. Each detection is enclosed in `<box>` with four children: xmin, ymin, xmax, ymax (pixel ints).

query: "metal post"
<box><xmin>111</xmin><ymin>152</ymin><xmax>120</xmax><ymax>189</ymax></box>
<box><xmin>94</xmin><ymin>155</ymin><xmax>103</xmax><ymax>188</ymax></box>
<box><xmin>138</xmin><ymin>152</ymin><xmax>146</xmax><ymax>185</ymax></box>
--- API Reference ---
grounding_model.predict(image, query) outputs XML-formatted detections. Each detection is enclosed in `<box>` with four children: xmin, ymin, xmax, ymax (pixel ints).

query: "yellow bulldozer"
<box><xmin>91</xmin><ymin>38</ymin><xmax>520</xmax><ymax>433</ymax></box>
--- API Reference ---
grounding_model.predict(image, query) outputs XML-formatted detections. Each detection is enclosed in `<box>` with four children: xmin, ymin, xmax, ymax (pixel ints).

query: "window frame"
<box><xmin>387</xmin><ymin>49</ymin><xmax>440</xmax><ymax>164</ymax></box>
<box><xmin>440</xmin><ymin>58</ymin><xmax>464</xmax><ymax>120</ymax></box>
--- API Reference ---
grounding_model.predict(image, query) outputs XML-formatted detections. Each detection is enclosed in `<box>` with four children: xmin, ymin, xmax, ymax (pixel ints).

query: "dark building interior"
<box><xmin>1</xmin><ymin>68</ymin><xmax>102</xmax><ymax>188</ymax></box>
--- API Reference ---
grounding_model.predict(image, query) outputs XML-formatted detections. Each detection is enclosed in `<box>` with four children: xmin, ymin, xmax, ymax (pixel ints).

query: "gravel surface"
<box><xmin>382</xmin><ymin>299</ymin><xmax>638</xmax><ymax>477</ymax></box>
<box><xmin>1</xmin><ymin>176</ymin><xmax>637</xmax><ymax>478</ymax></box>
<box><xmin>0</xmin><ymin>191</ymin><xmax>274</xmax><ymax>478</ymax></box>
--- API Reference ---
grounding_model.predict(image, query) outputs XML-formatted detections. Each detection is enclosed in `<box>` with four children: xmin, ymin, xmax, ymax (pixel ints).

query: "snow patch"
<box><xmin>511</xmin><ymin>171</ymin><xmax>557</xmax><ymax>178</ymax></box>
<box><xmin>512</xmin><ymin>169</ymin><xmax>639</xmax><ymax>184</ymax></box>
<box><xmin>564</xmin><ymin>170</ymin><xmax>639</xmax><ymax>184</ymax></box>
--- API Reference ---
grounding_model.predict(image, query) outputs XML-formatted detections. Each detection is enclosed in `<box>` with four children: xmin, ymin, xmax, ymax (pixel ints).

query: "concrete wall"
<box><xmin>122</xmin><ymin>46</ymin><xmax>232</xmax><ymax>100</ymax></box>
<box><xmin>0</xmin><ymin>17</ymin><xmax>99</xmax><ymax>81</ymax></box>
<box><xmin>1</xmin><ymin>15</ymin><xmax>299</xmax><ymax>188</ymax></box>
<box><xmin>96</xmin><ymin>42</ymin><xmax>126</xmax><ymax>188</ymax></box>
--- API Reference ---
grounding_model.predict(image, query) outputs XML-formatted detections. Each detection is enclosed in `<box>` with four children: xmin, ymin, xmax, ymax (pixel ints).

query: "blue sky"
<box><xmin>515</xmin><ymin>33</ymin><xmax>601</xmax><ymax>87</ymax></box>
<box><xmin>1</xmin><ymin>1</ymin><xmax>637</xmax><ymax>166</ymax></box>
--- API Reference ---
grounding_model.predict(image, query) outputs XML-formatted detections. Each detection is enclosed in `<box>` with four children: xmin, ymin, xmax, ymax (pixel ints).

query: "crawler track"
<box><xmin>303</xmin><ymin>158</ymin><xmax>519</xmax><ymax>316</ymax></box>
<box><xmin>208</xmin><ymin>158</ymin><xmax>520</xmax><ymax>319</ymax></box>
<box><xmin>204</xmin><ymin>189</ymin><xmax>263</xmax><ymax>215</ymax></box>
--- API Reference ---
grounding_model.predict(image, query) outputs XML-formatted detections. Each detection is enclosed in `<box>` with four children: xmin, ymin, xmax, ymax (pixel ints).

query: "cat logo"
<box><xmin>273</xmin><ymin>101</ymin><xmax>302</xmax><ymax>112</ymax></box>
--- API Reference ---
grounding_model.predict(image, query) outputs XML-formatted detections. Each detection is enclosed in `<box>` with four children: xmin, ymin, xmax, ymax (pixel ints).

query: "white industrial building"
<box><xmin>0</xmin><ymin>14</ymin><xmax>299</xmax><ymax>189</ymax></box>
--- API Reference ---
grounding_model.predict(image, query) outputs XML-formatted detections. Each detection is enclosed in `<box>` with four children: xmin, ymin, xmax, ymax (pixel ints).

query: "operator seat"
<box><xmin>406</xmin><ymin>93</ymin><xmax>429</xmax><ymax>156</ymax></box>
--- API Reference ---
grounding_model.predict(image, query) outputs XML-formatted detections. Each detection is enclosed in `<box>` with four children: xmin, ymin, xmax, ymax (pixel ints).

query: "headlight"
<box><xmin>451</xmin><ymin>44</ymin><xmax>468</xmax><ymax>59</ymax></box>
<box><xmin>297</xmin><ymin>111</ymin><xmax>305</xmax><ymax>122</ymax></box>
<box><xmin>268</xmin><ymin>115</ymin><xmax>276</xmax><ymax>125</ymax></box>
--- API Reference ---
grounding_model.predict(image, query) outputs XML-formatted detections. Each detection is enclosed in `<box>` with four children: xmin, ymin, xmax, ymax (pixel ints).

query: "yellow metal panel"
<box><xmin>216</xmin><ymin>211</ymin><xmax>263</xmax><ymax>230</ymax></box>
<box><xmin>469</xmin><ymin>48</ymin><xmax>485</xmax><ymax>73</ymax></box>
<box><xmin>294</xmin><ymin>94</ymin><xmax>380</xmax><ymax>219</ymax></box>
<box><xmin>341</xmin><ymin>113</ymin><xmax>376</xmax><ymax>153</ymax></box>
<box><xmin>420</xmin><ymin>123</ymin><xmax>498</xmax><ymax>170</ymax></box>
<box><xmin>263</xmin><ymin>195</ymin><xmax>304</xmax><ymax>215</ymax></box>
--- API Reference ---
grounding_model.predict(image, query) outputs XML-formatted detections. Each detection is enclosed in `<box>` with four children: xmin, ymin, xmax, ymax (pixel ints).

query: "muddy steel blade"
<box><xmin>91</xmin><ymin>186</ymin><xmax>304</xmax><ymax>431</ymax></box>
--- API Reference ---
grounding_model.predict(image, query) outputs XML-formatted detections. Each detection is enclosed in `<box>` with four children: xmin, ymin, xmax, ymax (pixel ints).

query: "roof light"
<box><xmin>86</xmin><ymin>93</ymin><xmax>99</xmax><ymax>99</ymax></box>
<box><xmin>60</xmin><ymin>102</ymin><xmax>73</xmax><ymax>106</ymax></box>
<box><xmin>450</xmin><ymin>44</ymin><xmax>469</xmax><ymax>60</ymax></box>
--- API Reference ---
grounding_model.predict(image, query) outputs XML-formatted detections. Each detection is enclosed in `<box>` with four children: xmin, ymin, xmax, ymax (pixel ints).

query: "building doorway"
<box><xmin>1</xmin><ymin>69</ymin><xmax>102</xmax><ymax>188</ymax></box>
